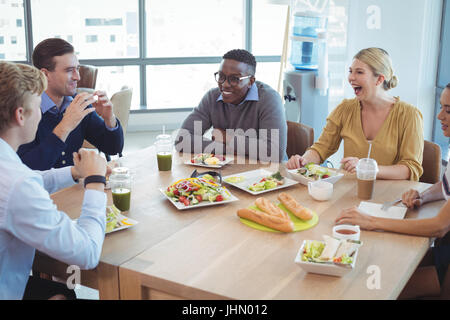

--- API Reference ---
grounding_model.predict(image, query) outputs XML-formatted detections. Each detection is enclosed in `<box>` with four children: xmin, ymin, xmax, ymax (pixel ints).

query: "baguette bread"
<box><xmin>255</xmin><ymin>197</ymin><xmax>289</xmax><ymax>220</ymax></box>
<box><xmin>237</xmin><ymin>208</ymin><xmax>294</xmax><ymax>233</ymax></box>
<box><xmin>277</xmin><ymin>192</ymin><xmax>313</xmax><ymax>221</ymax></box>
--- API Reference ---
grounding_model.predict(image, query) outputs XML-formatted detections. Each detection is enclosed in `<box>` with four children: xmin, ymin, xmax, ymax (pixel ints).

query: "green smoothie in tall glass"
<box><xmin>112</xmin><ymin>188</ymin><xmax>131</xmax><ymax>212</ymax></box>
<box><xmin>157</xmin><ymin>152</ymin><xmax>172</xmax><ymax>171</ymax></box>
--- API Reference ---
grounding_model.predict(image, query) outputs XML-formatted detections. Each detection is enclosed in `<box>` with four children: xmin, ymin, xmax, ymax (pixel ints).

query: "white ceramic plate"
<box><xmin>222</xmin><ymin>169</ymin><xmax>299</xmax><ymax>195</ymax></box>
<box><xmin>73</xmin><ymin>212</ymin><xmax>138</xmax><ymax>234</ymax></box>
<box><xmin>286</xmin><ymin>168</ymin><xmax>344</xmax><ymax>186</ymax></box>
<box><xmin>184</xmin><ymin>155</ymin><xmax>234</xmax><ymax>168</ymax></box>
<box><xmin>160</xmin><ymin>188</ymin><xmax>239</xmax><ymax>210</ymax></box>
<box><xmin>294</xmin><ymin>240</ymin><xmax>359</xmax><ymax>277</ymax></box>
<box><xmin>106</xmin><ymin>212</ymin><xmax>139</xmax><ymax>234</ymax></box>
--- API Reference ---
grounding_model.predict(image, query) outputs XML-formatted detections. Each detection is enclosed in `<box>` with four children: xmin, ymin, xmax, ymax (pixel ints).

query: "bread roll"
<box><xmin>237</xmin><ymin>208</ymin><xmax>294</xmax><ymax>233</ymax></box>
<box><xmin>277</xmin><ymin>193</ymin><xmax>313</xmax><ymax>221</ymax></box>
<box><xmin>255</xmin><ymin>197</ymin><xmax>288</xmax><ymax>219</ymax></box>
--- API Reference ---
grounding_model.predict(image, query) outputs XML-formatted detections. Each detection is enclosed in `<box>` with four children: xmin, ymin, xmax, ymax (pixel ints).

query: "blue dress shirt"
<box><xmin>0</xmin><ymin>138</ymin><xmax>106</xmax><ymax>300</ymax></box>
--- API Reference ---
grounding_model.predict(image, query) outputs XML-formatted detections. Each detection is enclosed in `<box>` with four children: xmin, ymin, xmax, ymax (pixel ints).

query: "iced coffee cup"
<box><xmin>356</xmin><ymin>158</ymin><xmax>378</xmax><ymax>200</ymax></box>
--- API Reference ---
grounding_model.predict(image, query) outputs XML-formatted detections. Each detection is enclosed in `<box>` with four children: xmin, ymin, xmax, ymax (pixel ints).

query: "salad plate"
<box><xmin>286</xmin><ymin>163</ymin><xmax>344</xmax><ymax>186</ymax></box>
<box><xmin>161</xmin><ymin>175</ymin><xmax>239</xmax><ymax>210</ymax></box>
<box><xmin>223</xmin><ymin>169</ymin><xmax>298</xmax><ymax>195</ymax></box>
<box><xmin>294</xmin><ymin>237</ymin><xmax>362</xmax><ymax>277</ymax></box>
<box><xmin>185</xmin><ymin>153</ymin><xmax>234</xmax><ymax>168</ymax></box>
<box><xmin>74</xmin><ymin>205</ymin><xmax>138</xmax><ymax>234</ymax></box>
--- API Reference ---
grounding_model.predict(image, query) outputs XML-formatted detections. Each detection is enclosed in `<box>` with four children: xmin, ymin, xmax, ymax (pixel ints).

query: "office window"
<box><xmin>31</xmin><ymin>0</ymin><xmax>139</xmax><ymax>59</ymax></box>
<box><xmin>0</xmin><ymin>53</ymin><xmax>5</xmax><ymax>59</ymax></box>
<box><xmin>85</xmin><ymin>18</ymin><xmax>123</xmax><ymax>27</ymax></box>
<box><xmin>0</xmin><ymin>0</ymin><xmax>26</xmax><ymax>60</ymax></box>
<box><xmin>96</xmin><ymin>66</ymin><xmax>140</xmax><ymax>110</ymax></box>
<box><xmin>14</xmin><ymin>0</ymin><xmax>351</xmax><ymax>111</ymax></box>
<box><xmin>145</xmin><ymin>0</ymin><xmax>244</xmax><ymax>58</ymax></box>
<box><xmin>252</xmin><ymin>2</ymin><xmax>286</xmax><ymax>56</ymax></box>
<box><xmin>146</xmin><ymin>64</ymin><xmax>218</xmax><ymax>109</ymax></box>
<box><xmin>86</xmin><ymin>35</ymin><xmax>98</xmax><ymax>43</ymax></box>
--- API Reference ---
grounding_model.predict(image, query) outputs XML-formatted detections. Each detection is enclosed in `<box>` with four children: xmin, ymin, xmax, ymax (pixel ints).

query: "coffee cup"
<box><xmin>308</xmin><ymin>180</ymin><xmax>333</xmax><ymax>201</ymax></box>
<box><xmin>356</xmin><ymin>158</ymin><xmax>378</xmax><ymax>200</ymax></box>
<box><xmin>333</xmin><ymin>224</ymin><xmax>360</xmax><ymax>241</ymax></box>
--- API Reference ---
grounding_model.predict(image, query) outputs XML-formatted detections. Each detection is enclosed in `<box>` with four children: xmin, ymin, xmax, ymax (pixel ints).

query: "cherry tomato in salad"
<box><xmin>215</xmin><ymin>195</ymin><xmax>224</xmax><ymax>202</ymax></box>
<box><xmin>195</xmin><ymin>195</ymin><xmax>203</xmax><ymax>202</ymax></box>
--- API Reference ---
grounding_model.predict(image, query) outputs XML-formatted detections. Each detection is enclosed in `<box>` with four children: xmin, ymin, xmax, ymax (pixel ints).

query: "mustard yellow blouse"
<box><xmin>309</xmin><ymin>98</ymin><xmax>424</xmax><ymax>181</ymax></box>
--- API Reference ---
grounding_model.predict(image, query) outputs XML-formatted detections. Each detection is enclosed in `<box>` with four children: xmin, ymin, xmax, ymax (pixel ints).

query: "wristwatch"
<box><xmin>84</xmin><ymin>175</ymin><xmax>106</xmax><ymax>188</ymax></box>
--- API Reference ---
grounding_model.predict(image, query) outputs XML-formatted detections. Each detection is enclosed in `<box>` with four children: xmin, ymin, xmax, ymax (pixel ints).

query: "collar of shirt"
<box><xmin>0</xmin><ymin>137</ymin><xmax>22</xmax><ymax>163</ymax></box>
<box><xmin>41</xmin><ymin>92</ymin><xmax>73</xmax><ymax>115</ymax></box>
<box><xmin>216</xmin><ymin>82</ymin><xmax>259</xmax><ymax>106</ymax></box>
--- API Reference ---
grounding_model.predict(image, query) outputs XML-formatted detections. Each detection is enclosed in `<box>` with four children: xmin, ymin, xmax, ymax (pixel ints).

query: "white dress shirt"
<box><xmin>0</xmin><ymin>138</ymin><xmax>106</xmax><ymax>300</ymax></box>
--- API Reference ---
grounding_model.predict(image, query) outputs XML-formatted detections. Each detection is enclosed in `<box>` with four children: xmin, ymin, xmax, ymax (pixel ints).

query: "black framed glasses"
<box><xmin>214</xmin><ymin>71</ymin><xmax>252</xmax><ymax>86</ymax></box>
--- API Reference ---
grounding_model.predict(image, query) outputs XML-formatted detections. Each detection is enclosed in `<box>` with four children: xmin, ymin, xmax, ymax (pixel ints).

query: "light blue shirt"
<box><xmin>0</xmin><ymin>138</ymin><xmax>106</xmax><ymax>300</ymax></box>
<box><xmin>216</xmin><ymin>82</ymin><xmax>259</xmax><ymax>105</ymax></box>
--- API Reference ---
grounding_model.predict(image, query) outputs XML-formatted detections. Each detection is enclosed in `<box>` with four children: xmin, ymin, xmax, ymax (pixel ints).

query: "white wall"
<box><xmin>345</xmin><ymin>0</ymin><xmax>443</xmax><ymax>140</ymax></box>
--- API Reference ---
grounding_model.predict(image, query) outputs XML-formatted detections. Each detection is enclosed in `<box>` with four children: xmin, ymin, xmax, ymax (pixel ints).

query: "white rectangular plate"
<box><xmin>223</xmin><ymin>169</ymin><xmax>299</xmax><ymax>195</ymax></box>
<box><xmin>107</xmin><ymin>212</ymin><xmax>139</xmax><ymax>234</ymax></box>
<box><xmin>294</xmin><ymin>240</ymin><xmax>358</xmax><ymax>277</ymax></box>
<box><xmin>160</xmin><ymin>188</ymin><xmax>239</xmax><ymax>210</ymax></box>
<box><xmin>73</xmin><ymin>212</ymin><xmax>138</xmax><ymax>234</ymax></box>
<box><xmin>358</xmin><ymin>201</ymin><xmax>407</xmax><ymax>220</ymax></box>
<box><xmin>184</xmin><ymin>156</ymin><xmax>234</xmax><ymax>168</ymax></box>
<box><xmin>286</xmin><ymin>168</ymin><xmax>344</xmax><ymax>186</ymax></box>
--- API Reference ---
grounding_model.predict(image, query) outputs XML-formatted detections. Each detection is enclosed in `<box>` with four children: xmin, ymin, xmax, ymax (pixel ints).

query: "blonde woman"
<box><xmin>287</xmin><ymin>48</ymin><xmax>424</xmax><ymax>181</ymax></box>
<box><xmin>335</xmin><ymin>85</ymin><xmax>450</xmax><ymax>299</ymax></box>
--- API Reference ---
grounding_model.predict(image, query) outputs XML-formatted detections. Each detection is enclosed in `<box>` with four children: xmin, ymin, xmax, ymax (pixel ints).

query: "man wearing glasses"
<box><xmin>175</xmin><ymin>49</ymin><xmax>287</xmax><ymax>162</ymax></box>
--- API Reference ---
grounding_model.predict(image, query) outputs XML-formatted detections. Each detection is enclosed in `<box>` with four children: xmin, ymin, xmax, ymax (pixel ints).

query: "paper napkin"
<box><xmin>358</xmin><ymin>201</ymin><xmax>407</xmax><ymax>220</ymax></box>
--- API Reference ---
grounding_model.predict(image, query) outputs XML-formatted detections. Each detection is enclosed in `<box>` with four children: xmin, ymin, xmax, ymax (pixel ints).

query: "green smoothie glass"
<box><xmin>110</xmin><ymin>173</ymin><xmax>132</xmax><ymax>212</ymax></box>
<box><xmin>155</xmin><ymin>133</ymin><xmax>173</xmax><ymax>171</ymax></box>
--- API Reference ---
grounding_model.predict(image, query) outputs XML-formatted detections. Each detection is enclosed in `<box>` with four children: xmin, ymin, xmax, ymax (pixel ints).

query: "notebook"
<box><xmin>358</xmin><ymin>201</ymin><xmax>407</xmax><ymax>220</ymax></box>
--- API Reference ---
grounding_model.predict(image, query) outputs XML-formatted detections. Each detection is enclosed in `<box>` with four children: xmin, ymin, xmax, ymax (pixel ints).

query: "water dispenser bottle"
<box><xmin>289</xmin><ymin>11</ymin><xmax>327</xmax><ymax>70</ymax></box>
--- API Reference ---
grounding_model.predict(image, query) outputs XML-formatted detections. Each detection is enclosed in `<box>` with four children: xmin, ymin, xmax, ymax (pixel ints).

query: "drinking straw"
<box><xmin>367</xmin><ymin>141</ymin><xmax>373</xmax><ymax>159</ymax></box>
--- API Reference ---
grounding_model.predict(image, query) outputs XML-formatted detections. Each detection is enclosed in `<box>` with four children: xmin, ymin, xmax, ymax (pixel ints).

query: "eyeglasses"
<box><xmin>214</xmin><ymin>71</ymin><xmax>252</xmax><ymax>86</ymax></box>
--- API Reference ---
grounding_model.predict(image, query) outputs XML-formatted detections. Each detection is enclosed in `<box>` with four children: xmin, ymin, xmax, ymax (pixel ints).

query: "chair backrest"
<box><xmin>420</xmin><ymin>140</ymin><xmax>441</xmax><ymax>184</ymax></box>
<box><xmin>111</xmin><ymin>87</ymin><xmax>133</xmax><ymax>135</ymax></box>
<box><xmin>286</xmin><ymin>121</ymin><xmax>314</xmax><ymax>158</ymax></box>
<box><xmin>78</xmin><ymin>65</ymin><xmax>98</xmax><ymax>89</ymax></box>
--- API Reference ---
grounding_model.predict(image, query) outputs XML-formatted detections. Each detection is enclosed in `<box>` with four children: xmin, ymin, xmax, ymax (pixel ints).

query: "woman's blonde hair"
<box><xmin>0</xmin><ymin>61</ymin><xmax>47</xmax><ymax>133</ymax></box>
<box><xmin>354</xmin><ymin>48</ymin><xmax>398</xmax><ymax>91</ymax></box>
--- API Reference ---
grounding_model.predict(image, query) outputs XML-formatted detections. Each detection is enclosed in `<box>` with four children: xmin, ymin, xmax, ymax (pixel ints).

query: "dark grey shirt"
<box><xmin>175</xmin><ymin>81</ymin><xmax>287</xmax><ymax>162</ymax></box>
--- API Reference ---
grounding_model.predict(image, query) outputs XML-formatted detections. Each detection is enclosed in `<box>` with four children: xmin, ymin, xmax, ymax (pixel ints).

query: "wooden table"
<box><xmin>32</xmin><ymin>147</ymin><xmax>445</xmax><ymax>300</ymax></box>
<box><xmin>32</xmin><ymin>147</ymin><xmax>271</xmax><ymax>299</ymax></box>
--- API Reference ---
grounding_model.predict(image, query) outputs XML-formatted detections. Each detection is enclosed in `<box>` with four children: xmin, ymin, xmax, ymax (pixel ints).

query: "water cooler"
<box><xmin>283</xmin><ymin>2</ymin><xmax>329</xmax><ymax>139</ymax></box>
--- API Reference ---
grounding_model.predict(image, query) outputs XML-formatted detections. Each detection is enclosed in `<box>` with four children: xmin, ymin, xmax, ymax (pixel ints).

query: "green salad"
<box><xmin>248</xmin><ymin>171</ymin><xmax>284</xmax><ymax>192</ymax></box>
<box><xmin>165</xmin><ymin>175</ymin><xmax>230</xmax><ymax>206</ymax></box>
<box><xmin>298</xmin><ymin>163</ymin><xmax>335</xmax><ymax>181</ymax></box>
<box><xmin>106</xmin><ymin>205</ymin><xmax>134</xmax><ymax>233</ymax></box>
<box><xmin>301</xmin><ymin>240</ymin><xmax>356</xmax><ymax>265</ymax></box>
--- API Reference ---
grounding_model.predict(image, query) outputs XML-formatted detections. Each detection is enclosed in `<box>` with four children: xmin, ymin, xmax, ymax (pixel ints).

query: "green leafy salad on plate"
<box><xmin>248</xmin><ymin>171</ymin><xmax>284</xmax><ymax>192</ymax></box>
